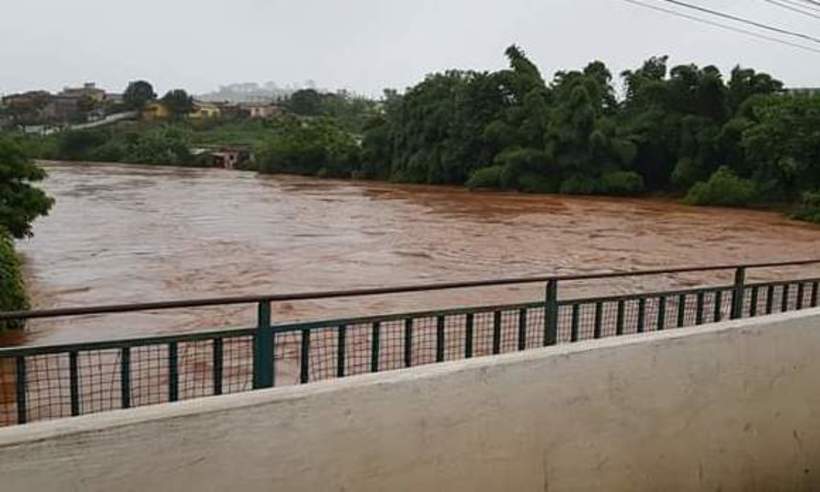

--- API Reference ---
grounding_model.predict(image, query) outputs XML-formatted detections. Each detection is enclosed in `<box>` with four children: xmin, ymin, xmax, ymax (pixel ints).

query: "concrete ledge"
<box><xmin>2</xmin><ymin>309</ymin><xmax>820</xmax><ymax>491</ymax></box>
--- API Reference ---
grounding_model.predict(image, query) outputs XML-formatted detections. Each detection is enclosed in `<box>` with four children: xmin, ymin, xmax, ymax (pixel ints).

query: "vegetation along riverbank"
<box><xmin>3</xmin><ymin>45</ymin><xmax>820</xmax><ymax>224</ymax></box>
<box><xmin>0</xmin><ymin>139</ymin><xmax>53</xmax><ymax>329</ymax></box>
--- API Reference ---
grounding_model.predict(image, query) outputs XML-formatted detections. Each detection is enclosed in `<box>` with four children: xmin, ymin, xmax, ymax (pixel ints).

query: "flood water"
<box><xmin>10</xmin><ymin>162</ymin><xmax>820</xmax><ymax>346</ymax></box>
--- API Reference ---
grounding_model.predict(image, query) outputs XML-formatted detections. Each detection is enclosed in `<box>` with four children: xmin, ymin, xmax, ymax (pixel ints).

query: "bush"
<box><xmin>684</xmin><ymin>166</ymin><xmax>757</xmax><ymax>207</ymax></box>
<box><xmin>791</xmin><ymin>191</ymin><xmax>820</xmax><ymax>224</ymax></box>
<box><xmin>517</xmin><ymin>172</ymin><xmax>560</xmax><ymax>194</ymax></box>
<box><xmin>257</xmin><ymin>118</ymin><xmax>360</xmax><ymax>177</ymax></box>
<box><xmin>58</xmin><ymin>129</ymin><xmax>110</xmax><ymax>160</ymax></box>
<box><xmin>465</xmin><ymin>165</ymin><xmax>503</xmax><ymax>189</ymax></box>
<box><xmin>560</xmin><ymin>175</ymin><xmax>600</xmax><ymax>195</ymax></box>
<box><xmin>0</xmin><ymin>231</ymin><xmax>29</xmax><ymax>330</ymax></box>
<box><xmin>599</xmin><ymin>171</ymin><xmax>645</xmax><ymax>196</ymax></box>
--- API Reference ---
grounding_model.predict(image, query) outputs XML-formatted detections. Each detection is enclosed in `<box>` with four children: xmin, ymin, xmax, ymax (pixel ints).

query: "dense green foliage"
<box><xmin>0</xmin><ymin>230</ymin><xmax>28</xmax><ymax>330</ymax></box>
<box><xmin>792</xmin><ymin>191</ymin><xmax>820</xmax><ymax>224</ymax></box>
<box><xmin>0</xmin><ymin>139</ymin><xmax>51</xmax><ymax>329</ymax></box>
<box><xmin>123</xmin><ymin>80</ymin><xmax>157</xmax><ymax>110</ymax></box>
<box><xmin>283</xmin><ymin>89</ymin><xmax>379</xmax><ymax>132</ymax></box>
<box><xmin>684</xmin><ymin>167</ymin><xmax>757</xmax><ymax>207</ymax></box>
<box><xmin>359</xmin><ymin>47</ymin><xmax>796</xmax><ymax>204</ymax></box>
<box><xmin>161</xmin><ymin>89</ymin><xmax>194</xmax><ymax>119</ymax></box>
<box><xmin>50</xmin><ymin>125</ymin><xmax>194</xmax><ymax>165</ymax></box>
<box><xmin>0</xmin><ymin>138</ymin><xmax>54</xmax><ymax>238</ymax></box>
<box><xmin>255</xmin><ymin>116</ymin><xmax>360</xmax><ymax>177</ymax></box>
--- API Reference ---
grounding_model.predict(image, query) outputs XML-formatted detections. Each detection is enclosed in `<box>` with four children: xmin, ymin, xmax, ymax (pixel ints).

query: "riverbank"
<box><xmin>33</xmin><ymin>156</ymin><xmax>819</xmax><ymax>227</ymax></box>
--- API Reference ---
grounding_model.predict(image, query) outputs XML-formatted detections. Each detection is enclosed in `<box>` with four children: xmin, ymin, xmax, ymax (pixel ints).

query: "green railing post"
<box><xmin>213</xmin><ymin>338</ymin><xmax>223</xmax><ymax>396</ymax></box>
<box><xmin>337</xmin><ymin>325</ymin><xmax>347</xmax><ymax>377</ymax></box>
<box><xmin>168</xmin><ymin>342</ymin><xmax>179</xmax><ymax>402</ymax></box>
<box><xmin>120</xmin><ymin>347</ymin><xmax>131</xmax><ymax>409</ymax></box>
<box><xmin>371</xmin><ymin>322</ymin><xmax>381</xmax><ymax>372</ymax></box>
<box><xmin>253</xmin><ymin>300</ymin><xmax>274</xmax><ymax>389</ymax></box>
<box><xmin>544</xmin><ymin>280</ymin><xmax>559</xmax><ymax>346</ymax></box>
<box><xmin>69</xmin><ymin>351</ymin><xmax>80</xmax><ymax>416</ymax></box>
<box><xmin>15</xmin><ymin>356</ymin><xmax>26</xmax><ymax>425</ymax></box>
<box><xmin>518</xmin><ymin>308</ymin><xmax>528</xmax><ymax>350</ymax></box>
<box><xmin>731</xmin><ymin>267</ymin><xmax>746</xmax><ymax>320</ymax></box>
<box><xmin>403</xmin><ymin>319</ymin><xmax>413</xmax><ymax>368</ymax></box>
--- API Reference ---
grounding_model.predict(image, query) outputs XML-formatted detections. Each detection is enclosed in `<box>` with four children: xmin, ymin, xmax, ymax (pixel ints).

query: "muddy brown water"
<box><xmin>5</xmin><ymin>161</ymin><xmax>820</xmax><ymax>347</ymax></box>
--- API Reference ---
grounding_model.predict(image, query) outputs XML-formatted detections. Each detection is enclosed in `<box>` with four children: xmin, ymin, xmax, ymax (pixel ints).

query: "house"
<box><xmin>189</xmin><ymin>100</ymin><xmax>221</xmax><ymax>119</ymax></box>
<box><xmin>1</xmin><ymin>91</ymin><xmax>52</xmax><ymax>124</ymax></box>
<box><xmin>241</xmin><ymin>102</ymin><xmax>283</xmax><ymax>119</ymax></box>
<box><xmin>142</xmin><ymin>102</ymin><xmax>171</xmax><ymax>120</ymax></box>
<box><xmin>60</xmin><ymin>83</ymin><xmax>107</xmax><ymax>103</ymax></box>
<box><xmin>42</xmin><ymin>95</ymin><xmax>82</xmax><ymax>122</ymax></box>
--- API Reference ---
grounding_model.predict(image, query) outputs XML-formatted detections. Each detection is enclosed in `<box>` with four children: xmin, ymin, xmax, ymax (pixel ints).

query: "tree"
<box><xmin>123</xmin><ymin>80</ymin><xmax>157</xmax><ymax>110</ymax></box>
<box><xmin>287</xmin><ymin>89</ymin><xmax>323</xmax><ymax>116</ymax></box>
<box><xmin>161</xmin><ymin>89</ymin><xmax>194</xmax><ymax>119</ymax></box>
<box><xmin>0</xmin><ymin>138</ymin><xmax>54</xmax><ymax>238</ymax></box>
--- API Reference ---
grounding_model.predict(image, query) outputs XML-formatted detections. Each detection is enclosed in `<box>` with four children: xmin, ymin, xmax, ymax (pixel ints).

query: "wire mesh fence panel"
<box><xmin>410</xmin><ymin>317</ymin><xmax>440</xmax><ymax>367</ymax></box>
<box><xmin>574</xmin><ymin>303</ymin><xmax>597</xmax><ymax>341</ymax></box>
<box><xmin>176</xmin><ymin>340</ymin><xmax>216</xmax><ymax>400</ymax></box>
<box><xmin>0</xmin><ymin>356</ymin><xmax>16</xmax><ymax>426</ymax></box>
<box><xmin>75</xmin><ymin>349</ymin><xmax>122</xmax><ymax>416</ymax></box>
<box><xmin>621</xmin><ymin>299</ymin><xmax>642</xmax><ymax>335</ymax></box>
<box><xmin>523</xmin><ymin>306</ymin><xmax>545</xmax><ymax>349</ymax></box>
<box><xmin>222</xmin><ymin>335</ymin><xmax>252</xmax><ymax>395</ymax></box>
<box><xmin>23</xmin><ymin>353</ymin><xmax>72</xmax><ymax>422</ymax></box>
<box><xmin>471</xmin><ymin>312</ymin><xmax>496</xmax><ymax>358</ymax></box>
<box><xmin>273</xmin><ymin>331</ymin><xmax>301</xmax><ymax>387</ymax></box>
<box><xmin>442</xmin><ymin>314</ymin><xmax>467</xmax><ymax>362</ymax></box>
<box><xmin>376</xmin><ymin>320</ymin><xmax>407</xmax><ymax>372</ymax></box>
<box><xmin>597</xmin><ymin>301</ymin><xmax>620</xmax><ymax>338</ymax></box>
<box><xmin>497</xmin><ymin>310</ymin><xmax>519</xmax><ymax>354</ymax></box>
<box><xmin>304</xmin><ymin>326</ymin><xmax>338</xmax><ymax>383</ymax></box>
<box><xmin>129</xmin><ymin>345</ymin><xmax>169</xmax><ymax>408</ymax></box>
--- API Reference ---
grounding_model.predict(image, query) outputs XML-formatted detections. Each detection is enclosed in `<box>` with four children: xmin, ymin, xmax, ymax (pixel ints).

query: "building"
<box><xmin>142</xmin><ymin>102</ymin><xmax>171</xmax><ymax>120</ymax></box>
<box><xmin>60</xmin><ymin>83</ymin><xmax>106</xmax><ymax>103</ymax></box>
<box><xmin>242</xmin><ymin>102</ymin><xmax>283</xmax><ymax>119</ymax></box>
<box><xmin>189</xmin><ymin>100</ymin><xmax>221</xmax><ymax>119</ymax></box>
<box><xmin>42</xmin><ymin>95</ymin><xmax>82</xmax><ymax>122</ymax></box>
<box><xmin>1</xmin><ymin>91</ymin><xmax>51</xmax><ymax>124</ymax></box>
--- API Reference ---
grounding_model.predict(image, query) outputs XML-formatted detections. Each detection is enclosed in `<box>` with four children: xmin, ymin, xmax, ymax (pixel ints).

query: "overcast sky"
<box><xmin>1</xmin><ymin>0</ymin><xmax>819</xmax><ymax>97</ymax></box>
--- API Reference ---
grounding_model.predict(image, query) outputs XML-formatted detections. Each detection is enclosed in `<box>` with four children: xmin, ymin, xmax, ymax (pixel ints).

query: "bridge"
<box><xmin>1</xmin><ymin>259</ymin><xmax>819</xmax><ymax>427</ymax></box>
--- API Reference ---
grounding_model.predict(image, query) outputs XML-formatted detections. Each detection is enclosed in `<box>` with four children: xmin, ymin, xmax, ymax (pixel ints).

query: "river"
<box><xmin>9</xmin><ymin>162</ymin><xmax>820</xmax><ymax>346</ymax></box>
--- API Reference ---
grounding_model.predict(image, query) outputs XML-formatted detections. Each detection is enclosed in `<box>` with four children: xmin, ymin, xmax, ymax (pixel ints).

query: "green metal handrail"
<box><xmin>1</xmin><ymin>260</ymin><xmax>819</xmax><ymax>427</ymax></box>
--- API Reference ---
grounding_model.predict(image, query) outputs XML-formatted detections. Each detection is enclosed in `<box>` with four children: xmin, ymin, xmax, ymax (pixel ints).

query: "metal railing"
<box><xmin>1</xmin><ymin>259</ymin><xmax>819</xmax><ymax>427</ymax></box>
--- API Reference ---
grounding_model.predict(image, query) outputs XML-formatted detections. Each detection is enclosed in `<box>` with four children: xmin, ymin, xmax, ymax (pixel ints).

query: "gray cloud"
<box><xmin>1</xmin><ymin>0</ymin><xmax>818</xmax><ymax>97</ymax></box>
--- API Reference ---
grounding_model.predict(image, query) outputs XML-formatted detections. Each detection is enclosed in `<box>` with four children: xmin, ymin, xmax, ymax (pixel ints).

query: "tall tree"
<box><xmin>161</xmin><ymin>89</ymin><xmax>194</xmax><ymax>119</ymax></box>
<box><xmin>0</xmin><ymin>139</ymin><xmax>54</xmax><ymax>238</ymax></box>
<box><xmin>287</xmin><ymin>89</ymin><xmax>324</xmax><ymax>116</ymax></box>
<box><xmin>123</xmin><ymin>80</ymin><xmax>157</xmax><ymax>110</ymax></box>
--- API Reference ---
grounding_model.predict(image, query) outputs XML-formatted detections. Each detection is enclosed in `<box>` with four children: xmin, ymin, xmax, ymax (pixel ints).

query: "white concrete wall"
<box><xmin>2</xmin><ymin>309</ymin><xmax>820</xmax><ymax>492</ymax></box>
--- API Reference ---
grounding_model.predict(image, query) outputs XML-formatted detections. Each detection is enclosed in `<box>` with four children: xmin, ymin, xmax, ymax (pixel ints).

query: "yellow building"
<box><xmin>142</xmin><ymin>102</ymin><xmax>171</xmax><ymax>120</ymax></box>
<box><xmin>189</xmin><ymin>101</ymin><xmax>221</xmax><ymax>119</ymax></box>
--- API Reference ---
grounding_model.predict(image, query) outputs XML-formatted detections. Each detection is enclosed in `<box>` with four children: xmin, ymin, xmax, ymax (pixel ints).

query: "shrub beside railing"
<box><xmin>0</xmin><ymin>231</ymin><xmax>28</xmax><ymax>331</ymax></box>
